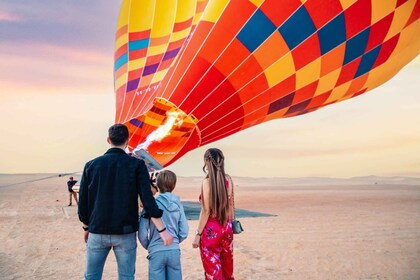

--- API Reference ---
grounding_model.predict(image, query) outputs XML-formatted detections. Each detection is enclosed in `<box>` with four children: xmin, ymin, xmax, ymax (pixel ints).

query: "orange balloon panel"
<box><xmin>114</xmin><ymin>0</ymin><xmax>420</xmax><ymax>167</ymax></box>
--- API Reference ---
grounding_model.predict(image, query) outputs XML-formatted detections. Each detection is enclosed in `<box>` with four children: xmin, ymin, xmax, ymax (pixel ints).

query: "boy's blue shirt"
<box><xmin>138</xmin><ymin>192</ymin><xmax>189</xmax><ymax>254</ymax></box>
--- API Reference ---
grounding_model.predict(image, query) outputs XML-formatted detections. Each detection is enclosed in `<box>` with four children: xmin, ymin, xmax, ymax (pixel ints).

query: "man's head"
<box><xmin>69</xmin><ymin>176</ymin><xmax>74</xmax><ymax>181</ymax></box>
<box><xmin>108</xmin><ymin>124</ymin><xmax>129</xmax><ymax>147</ymax></box>
<box><xmin>156</xmin><ymin>170</ymin><xmax>177</xmax><ymax>193</ymax></box>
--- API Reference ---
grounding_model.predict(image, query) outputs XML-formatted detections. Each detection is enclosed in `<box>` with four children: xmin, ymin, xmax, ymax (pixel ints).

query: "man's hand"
<box><xmin>84</xmin><ymin>231</ymin><xmax>89</xmax><ymax>243</ymax></box>
<box><xmin>151</xmin><ymin>217</ymin><xmax>173</xmax><ymax>245</ymax></box>
<box><xmin>159</xmin><ymin>230</ymin><xmax>173</xmax><ymax>246</ymax></box>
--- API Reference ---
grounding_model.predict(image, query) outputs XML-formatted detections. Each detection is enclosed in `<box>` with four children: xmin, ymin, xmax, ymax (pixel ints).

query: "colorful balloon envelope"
<box><xmin>114</xmin><ymin>0</ymin><xmax>420</xmax><ymax>167</ymax></box>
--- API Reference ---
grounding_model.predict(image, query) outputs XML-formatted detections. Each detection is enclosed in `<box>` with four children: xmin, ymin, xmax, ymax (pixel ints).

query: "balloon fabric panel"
<box><xmin>114</xmin><ymin>0</ymin><xmax>420</xmax><ymax>167</ymax></box>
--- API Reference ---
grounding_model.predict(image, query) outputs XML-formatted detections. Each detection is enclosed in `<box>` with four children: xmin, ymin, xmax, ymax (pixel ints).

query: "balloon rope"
<box><xmin>0</xmin><ymin>172</ymin><xmax>81</xmax><ymax>188</ymax></box>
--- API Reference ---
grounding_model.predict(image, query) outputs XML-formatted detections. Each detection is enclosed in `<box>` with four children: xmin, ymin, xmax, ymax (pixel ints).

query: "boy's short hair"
<box><xmin>108</xmin><ymin>124</ymin><xmax>129</xmax><ymax>146</ymax></box>
<box><xmin>156</xmin><ymin>170</ymin><xmax>177</xmax><ymax>193</ymax></box>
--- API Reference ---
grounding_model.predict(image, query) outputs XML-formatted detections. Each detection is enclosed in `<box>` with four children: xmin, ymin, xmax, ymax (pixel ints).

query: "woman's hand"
<box><xmin>192</xmin><ymin>234</ymin><xmax>201</xmax><ymax>248</ymax></box>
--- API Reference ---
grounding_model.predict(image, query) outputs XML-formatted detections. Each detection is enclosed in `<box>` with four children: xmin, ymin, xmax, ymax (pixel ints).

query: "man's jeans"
<box><xmin>148</xmin><ymin>250</ymin><xmax>182</xmax><ymax>280</ymax></box>
<box><xmin>85</xmin><ymin>232</ymin><xmax>137</xmax><ymax>280</ymax></box>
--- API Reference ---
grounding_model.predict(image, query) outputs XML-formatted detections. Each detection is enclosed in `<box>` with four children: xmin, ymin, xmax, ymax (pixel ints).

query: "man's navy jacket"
<box><xmin>78</xmin><ymin>148</ymin><xmax>163</xmax><ymax>234</ymax></box>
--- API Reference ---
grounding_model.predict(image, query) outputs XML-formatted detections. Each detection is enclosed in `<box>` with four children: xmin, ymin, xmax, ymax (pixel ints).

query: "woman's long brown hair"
<box><xmin>202</xmin><ymin>148</ymin><xmax>229</xmax><ymax>225</ymax></box>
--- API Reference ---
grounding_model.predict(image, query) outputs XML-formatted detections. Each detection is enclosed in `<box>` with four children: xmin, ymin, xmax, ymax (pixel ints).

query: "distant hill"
<box><xmin>223</xmin><ymin>176</ymin><xmax>420</xmax><ymax>187</ymax></box>
<box><xmin>1</xmin><ymin>174</ymin><xmax>419</xmax><ymax>189</ymax></box>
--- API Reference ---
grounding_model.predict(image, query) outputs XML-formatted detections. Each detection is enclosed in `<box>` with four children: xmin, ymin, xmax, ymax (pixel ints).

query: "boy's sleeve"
<box><xmin>178</xmin><ymin>203</ymin><xmax>189</xmax><ymax>242</ymax></box>
<box><xmin>138</xmin><ymin>210</ymin><xmax>150</xmax><ymax>249</ymax></box>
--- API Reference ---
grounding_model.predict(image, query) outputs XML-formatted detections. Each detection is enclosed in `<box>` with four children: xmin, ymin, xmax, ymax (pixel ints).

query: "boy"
<box><xmin>138</xmin><ymin>170</ymin><xmax>189</xmax><ymax>280</ymax></box>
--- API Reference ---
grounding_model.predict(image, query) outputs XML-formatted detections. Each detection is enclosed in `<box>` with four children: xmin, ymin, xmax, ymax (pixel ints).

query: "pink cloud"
<box><xmin>0</xmin><ymin>42</ymin><xmax>110</xmax><ymax>64</ymax></box>
<box><xmin>0</xmin><ymin>11</ymin><xmax>23</xmax><ymax>22</ymax></box>
<box><xmin>0</xmin><ymin>42</ymin><xmax>113</xmax><ymax>94</ymax></box>
<box><xmin>33</xmin><ymin>42</ymin><xmax>111</xmax><ymax>63</ymax></box>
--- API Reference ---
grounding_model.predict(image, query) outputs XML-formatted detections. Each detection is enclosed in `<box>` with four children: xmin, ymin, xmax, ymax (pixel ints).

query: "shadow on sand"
<box><xmin>182</xmin><ymin>201</ymin><xmax>275</xmax><ymax>220</ymax></box>
<box><xmin>61</xmin><ymin>201</ymin><xmax>275</xmax><ymax>221</ymax></box>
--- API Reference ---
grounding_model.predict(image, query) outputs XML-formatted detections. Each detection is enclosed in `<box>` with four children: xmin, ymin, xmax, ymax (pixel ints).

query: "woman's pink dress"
<box><xmin>199</xmin><ymin>180</ymin><xmax>234</xmax><ymax>280</ymax></box>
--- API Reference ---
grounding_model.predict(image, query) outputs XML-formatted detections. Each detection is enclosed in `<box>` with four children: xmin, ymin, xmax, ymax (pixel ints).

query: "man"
<box><xmin>78</xmin><ymin>124</ymin><xmax>173</xmax><ymax>280</ymax></box>
<box><xmin>67</xmin><ymin>176</ymin><xmax>78</xmax><ymax>206</ymax></box>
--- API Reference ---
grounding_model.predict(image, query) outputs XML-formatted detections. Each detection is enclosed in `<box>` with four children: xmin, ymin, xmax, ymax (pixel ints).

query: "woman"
<box><xmin>192</xmin><ymin>148</ymin><xmax>234</xmax><ymax>279</ymax></box>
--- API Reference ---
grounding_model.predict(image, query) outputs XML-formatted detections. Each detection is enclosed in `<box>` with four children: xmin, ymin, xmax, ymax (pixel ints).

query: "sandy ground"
<box><xmin>1</xmin><ymin>174</ymin><xmax>420</xmax><ymax>280</ymax></box>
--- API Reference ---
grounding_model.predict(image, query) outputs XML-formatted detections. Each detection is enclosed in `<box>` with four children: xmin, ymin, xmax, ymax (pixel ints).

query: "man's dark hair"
<box><xmin>108</xmin><ymin>124</ymin><xmax>129</xmax><ymax>146</ymax></box>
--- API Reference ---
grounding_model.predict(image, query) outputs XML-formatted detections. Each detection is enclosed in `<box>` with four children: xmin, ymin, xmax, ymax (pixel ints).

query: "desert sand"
<box><xmin>1</xmin><ymin>174</ymin><xmax>420</xmax><ymax>279</ymax></box>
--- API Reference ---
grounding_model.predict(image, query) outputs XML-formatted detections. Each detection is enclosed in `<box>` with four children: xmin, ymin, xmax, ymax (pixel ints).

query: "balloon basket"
<box><xmin>132</xmin><ymin>148</ymin><xmax>164</xmax><ymax>172</ymax></box>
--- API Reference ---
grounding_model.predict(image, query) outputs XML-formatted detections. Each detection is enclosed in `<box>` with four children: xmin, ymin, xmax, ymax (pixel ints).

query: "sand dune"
<box><xmin>1</xmin><ymin>174</ymin><xmax>419</xmax><ymax>279</ymax></box>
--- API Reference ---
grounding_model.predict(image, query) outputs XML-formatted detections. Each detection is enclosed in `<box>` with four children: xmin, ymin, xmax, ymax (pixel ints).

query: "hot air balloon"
<box><xmin>114</xmin><ymin>0</ymin><xmax>420</xmax><ymax>168</ymax></box>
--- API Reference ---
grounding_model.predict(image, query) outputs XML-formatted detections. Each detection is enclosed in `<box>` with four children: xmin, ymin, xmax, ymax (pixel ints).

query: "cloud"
<box><xmin>0</xmin><ymin>11</ymin><xmax>23</xmax><ymax>22</ymax></box>
<box><xmin>0</xmin><ymin>1</ymin><xmax>120</xmax><ymax>51</ymax></box>
<box><xmin>0</xmin><ymin>42</ymin><xmax>113</xmax><ymax>94</ymax></box>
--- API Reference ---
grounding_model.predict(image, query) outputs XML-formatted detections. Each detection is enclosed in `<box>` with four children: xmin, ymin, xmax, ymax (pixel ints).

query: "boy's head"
<box><xmin>108</xmin><ymin>124</ymin><xmax>129</xmax><ymax>146</ymax></box>
<box><xmin>156</xmin><ymin>170</ymin><xmax>176</xmax><ymax>193</ymax></box>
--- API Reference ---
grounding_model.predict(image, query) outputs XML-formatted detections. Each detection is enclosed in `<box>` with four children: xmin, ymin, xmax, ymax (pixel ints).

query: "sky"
<box><xmin>0</xmin><ymin>1</ymin><xmax>419</xmax><ymax>178</ymax></box>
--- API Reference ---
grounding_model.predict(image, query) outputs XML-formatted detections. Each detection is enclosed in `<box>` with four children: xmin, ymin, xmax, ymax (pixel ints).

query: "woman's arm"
<box><xmin>192</xmin><ymin>179</ymin><xmax>211</xmax><ymax>248</ymax></box>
